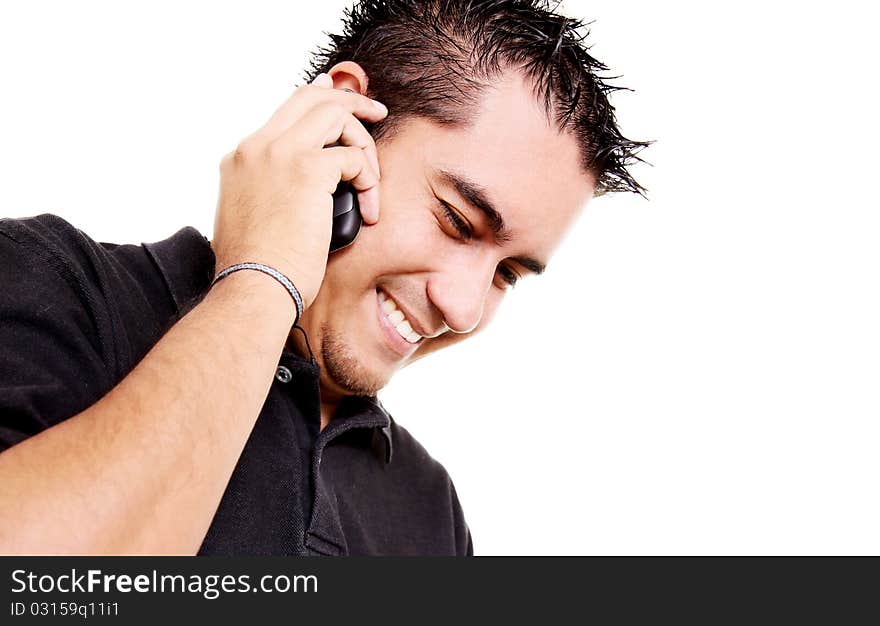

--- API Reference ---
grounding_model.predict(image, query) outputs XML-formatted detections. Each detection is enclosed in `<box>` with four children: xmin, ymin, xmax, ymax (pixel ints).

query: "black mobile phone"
<box><xmin>330</xmin><ymin>180</ymin><xmax>362</xmax><ymax>252</ymax></box>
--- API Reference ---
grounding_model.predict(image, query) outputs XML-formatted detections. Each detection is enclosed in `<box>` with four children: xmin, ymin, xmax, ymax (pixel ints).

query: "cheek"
<box><xmin>373</xmin><ymin>201</ymin><xmax>442</xmax><ymax>263</ymax></box>
<box><xmin>328</xmin><ymin>204</ymin><xmax>430</xmax><ymax>278</ymax></box>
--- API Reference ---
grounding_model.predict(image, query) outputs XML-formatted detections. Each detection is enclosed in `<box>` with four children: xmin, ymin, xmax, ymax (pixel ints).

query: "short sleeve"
<box><xmin>0</xmin><ymin>215</ymin><xmax>116</xmax><ymax>452</ymax></box>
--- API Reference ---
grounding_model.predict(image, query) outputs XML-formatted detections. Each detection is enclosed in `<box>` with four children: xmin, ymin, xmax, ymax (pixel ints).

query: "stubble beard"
<box><xmin>320</xmin><ymin>323</ymin><xmax>388</xmax><ymax>397</ymax></box>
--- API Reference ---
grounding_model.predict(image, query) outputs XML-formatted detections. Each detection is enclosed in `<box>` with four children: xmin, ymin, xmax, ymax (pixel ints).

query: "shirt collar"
<box><xmin>363</xmin><ymin>396</ymin><xmax>394</xmax><ymax>465</ymax></box>
<box><xmin>283</xmin><ymin>347</ymin><xmax>394</xmax><ymax>465</ymax></box>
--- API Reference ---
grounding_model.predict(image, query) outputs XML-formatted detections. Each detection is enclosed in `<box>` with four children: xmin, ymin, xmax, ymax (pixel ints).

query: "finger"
<box><xmin>312</xmin><ymin>72</ymin><xmax>333</xmax><ymax>88</ymax></box>
<box><xmin>321</xmin><ymin>146</ymin><xmax>381</xmax><ymax>223</ymax></box>
<box><xmin>255</xmin><ymin>84</ymin><xmax>387</xmax><ymax>143</ymax></box>
<box><xmin>325</xmin><ymin>112</ymin><xmax>381</xmax><ymax>180</ymax></box>
<box><xmin>358</xmin><ymin>186</ymin><xmax>380</xmax><ymax>225</ymax></box>
<box><xmin>270</xmin><ymin>106</ymin><xmax>380</xmax><ymax>178</ymax></box>
<box><xmin>322</xmin><ymin>145</ymin><xmax>379</xmax><ymax>191</ymax></box>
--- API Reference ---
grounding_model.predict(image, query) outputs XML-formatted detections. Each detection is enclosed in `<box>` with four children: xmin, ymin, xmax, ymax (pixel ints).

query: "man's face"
<box><xmin>296</xmin><ymin>71</ymin><xmax>594</xmax><ymax>399</ymax></box>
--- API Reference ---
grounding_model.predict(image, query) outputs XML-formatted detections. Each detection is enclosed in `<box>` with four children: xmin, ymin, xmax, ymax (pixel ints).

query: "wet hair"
<box><xmin>305</xmin><ymin>0</ymin><xmax>648</xmax><ymax>196</ymax></box>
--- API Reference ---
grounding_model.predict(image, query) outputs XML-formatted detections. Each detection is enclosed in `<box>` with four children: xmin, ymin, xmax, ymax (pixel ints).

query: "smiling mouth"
<box><xmin>377</xmin><ymin>288</ymin><xmax>424</xmax><ymax>344</ymax></box>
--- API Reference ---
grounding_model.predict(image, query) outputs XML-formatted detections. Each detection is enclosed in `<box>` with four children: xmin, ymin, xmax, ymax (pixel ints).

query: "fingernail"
<box><xmin>372</xmin><ymin>99</ymin><xmax>388</xmax><ymax>115</ymax></box>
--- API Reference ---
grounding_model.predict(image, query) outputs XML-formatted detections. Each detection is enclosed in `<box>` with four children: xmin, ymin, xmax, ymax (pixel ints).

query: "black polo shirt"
<box><xmin>0</xmin><ymin>213</ymin><xmax>472</xmax><ymax>556</ymax></box>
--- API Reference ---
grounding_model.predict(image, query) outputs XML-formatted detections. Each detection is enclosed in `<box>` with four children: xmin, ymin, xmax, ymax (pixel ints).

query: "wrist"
<box><xmin>211</xmin><ymin>262</ymin><xmax>305</xmax><ymax>324</ymax></box>
<box><xmin>209</xmin><ymin>268</ymin><xmax>299</xmax><ymax>324</ymax></box>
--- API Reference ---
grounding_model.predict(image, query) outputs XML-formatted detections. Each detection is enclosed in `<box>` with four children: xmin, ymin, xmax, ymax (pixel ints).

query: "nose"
<box><xmin>427</xmin><ymin>254</ymin><xmax>496</xmax><ymax>334</ymax></box>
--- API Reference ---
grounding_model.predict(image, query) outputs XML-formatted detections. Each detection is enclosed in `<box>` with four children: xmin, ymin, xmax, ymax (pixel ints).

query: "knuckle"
<box><xmin>343</xmin><ymin>146</ymin><xmax>360</xmax><ymax>165</ymax></box>
<box><xmin>298</xmin><ymin>83</ymin><xmax>319</xmax><ymax>97</ymax></box>
<box><xmin>347</xmin><ymin>112</ymin><xmax>365</xmax><ymax>133</ymax></box>
<box><xmin>291</xmin><ymin>152</ymin><xmax>316</xmax><ymax>178</ymax></box>
<box><xmin>264</xmin><ymin>141</ymin><xmax>284</xmax><ymax>163</ymax></box>
<box><xmin>233</xmin><ymin>139</ymin><xmax>258</xmax><ymax>163</ymax></box>
<box><xmin>353</xmin><ymin>150</ymin><xmax>371</xmax><ymax>176</ymax></box>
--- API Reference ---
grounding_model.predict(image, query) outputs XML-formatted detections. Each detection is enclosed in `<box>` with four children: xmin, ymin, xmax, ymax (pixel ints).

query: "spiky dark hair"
<box><xmin>305</xmin><ymin>0</ymin><xmax>648</xmax><ymax>196</ymax></box>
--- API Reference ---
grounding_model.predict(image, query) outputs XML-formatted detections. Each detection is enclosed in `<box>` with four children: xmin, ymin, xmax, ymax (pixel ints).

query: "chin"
<box><xmin>319</xmin><ymin>323</ymin><xmax>393</xmax><ymax>397</ymax></box>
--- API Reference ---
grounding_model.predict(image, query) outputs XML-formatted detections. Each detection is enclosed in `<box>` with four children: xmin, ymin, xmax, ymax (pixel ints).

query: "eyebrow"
<box><xmin>435</xmin><ymin>168</ymin><xmax>547</xmax><ymax>275</ymax></box>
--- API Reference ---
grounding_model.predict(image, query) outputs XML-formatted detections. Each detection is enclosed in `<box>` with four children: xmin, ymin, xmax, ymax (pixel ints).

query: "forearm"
<box><xmin>0</xmin><ymin>271</ymin><xmax>295</xmax><ymax>555</ymax></box>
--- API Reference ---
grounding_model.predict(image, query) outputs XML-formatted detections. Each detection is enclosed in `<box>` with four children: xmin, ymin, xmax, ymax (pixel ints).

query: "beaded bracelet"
<box><xmin>210</xmin><ymin>262</ymin><xmax>304</xmax><ymax>324</ymax></box>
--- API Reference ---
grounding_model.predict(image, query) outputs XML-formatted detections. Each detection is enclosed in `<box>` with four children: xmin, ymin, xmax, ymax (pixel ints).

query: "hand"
<box><xmin>211</xmin><ymin>73</ymin><xmax>387</xmax><ymax>309</ymax></box>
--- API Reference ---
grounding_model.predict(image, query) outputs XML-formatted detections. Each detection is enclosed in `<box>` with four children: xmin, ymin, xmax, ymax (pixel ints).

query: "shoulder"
<box><xmin>386</xmin><ymin>418</ymin><xmax>473</xmax><ymax>555</ymax></box>
<box><xmin>0</xmin><ymin>212</ymin><xmax>157</xmax><ymax>318</ymax></box>
<box><xmin>1</xmin><ymin>212</ymin><xmax>214</xmax><ymax>341</ymax></box>
<box><xmin>0</xmin><ymin>213</ymin><xmax>211</xmax><ymax>450</ymax></box>
<box><xmin>0</xmin><ymin>212</ymin><xmax>99</xmax><ymax>274</ymax></box>
<box><xmin>0</xmin><ymin>213</ymin><xmax>181</xmax><ymax>370</ymax></box>
<box><xmin>0</xmin><ymin>211</ymin><xmax>83</xmax><ymax>242</ymax></box>
<box><xmin>388</xmin><ymin>419</ymin><xmax>451</xmax><ymax>480</ymax></box>
<box><xmin>0</xmin><ymin>214</ymin><xmax>119</xmax><ymax>449</ymax></box>
<box><xmin>0</xmin><ymin>213</ymin><xmax>116</xmax><ymax>356</ymax></box>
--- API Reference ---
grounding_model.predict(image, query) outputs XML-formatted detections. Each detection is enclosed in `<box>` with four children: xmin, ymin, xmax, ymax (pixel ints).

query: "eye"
<box><xmin>495</xmin><ymin>263</ymin><xmax>520</xmax><ymax>289</ymax></box>
<box><xmin>436</xmin><ymin>198</ymin><xmax>473</xmax><ymax>240</ymax></box>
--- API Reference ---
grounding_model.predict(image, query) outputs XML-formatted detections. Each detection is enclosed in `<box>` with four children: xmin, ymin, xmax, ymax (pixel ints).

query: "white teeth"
<box><xmin>396</xmin><ymin>320</ymin><xmax>421</xmax><ymax>344</ymax></box>
<box><xmin>378</xmin><ymin>289</ymin><xmax>423</xmax><ymax>344</ymax></box>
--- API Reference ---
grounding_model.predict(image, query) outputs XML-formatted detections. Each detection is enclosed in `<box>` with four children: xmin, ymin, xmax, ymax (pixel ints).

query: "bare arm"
<box><xmin>0</xmin><ymin>72</ymin><xmax>386</xmax><ymax>555</ymax></box>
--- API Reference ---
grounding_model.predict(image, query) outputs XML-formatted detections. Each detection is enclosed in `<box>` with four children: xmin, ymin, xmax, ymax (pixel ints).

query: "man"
<box><xmin>0</xmin><ymin>0</ymin><xmax>645</xmax><ymax>555</ymax></box>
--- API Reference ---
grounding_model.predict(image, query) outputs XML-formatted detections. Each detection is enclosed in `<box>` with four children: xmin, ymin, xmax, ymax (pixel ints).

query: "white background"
<box><xmin>1</xmin><ymin>1</ymin><xmax>877</xmax><ymax>555</ymax></box>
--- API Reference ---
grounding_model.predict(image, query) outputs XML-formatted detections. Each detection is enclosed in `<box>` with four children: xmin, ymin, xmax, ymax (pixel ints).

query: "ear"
<box><xmin>327</xmin><ymin>61</ymin><xmax>370</xmax><ymax>95</ymax></box>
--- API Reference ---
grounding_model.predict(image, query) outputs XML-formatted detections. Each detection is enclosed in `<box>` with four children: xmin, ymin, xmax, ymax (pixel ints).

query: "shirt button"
<box><xmin>275</xmin><ymin>365</ymin><xmax>293</xmax><ymax>383</ymax></box>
